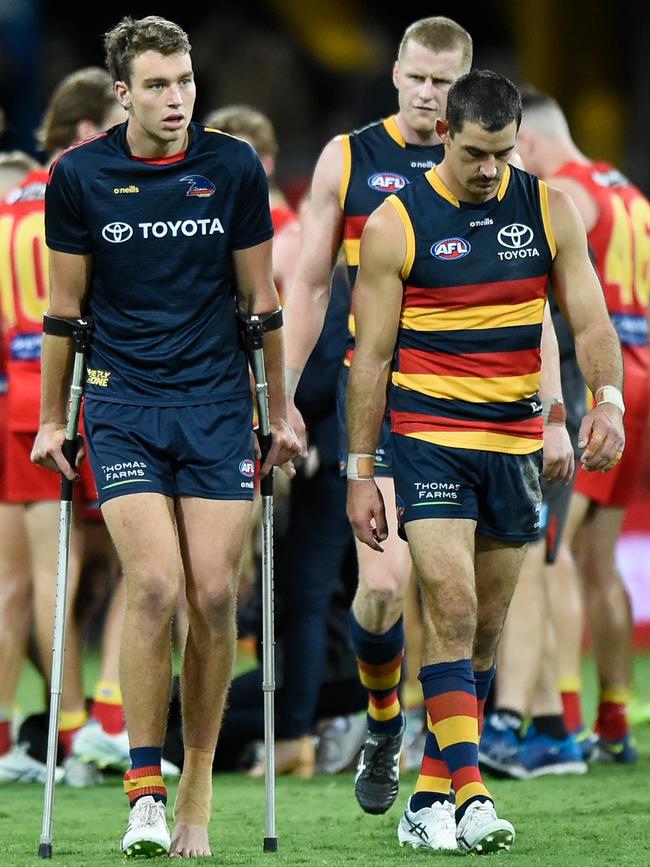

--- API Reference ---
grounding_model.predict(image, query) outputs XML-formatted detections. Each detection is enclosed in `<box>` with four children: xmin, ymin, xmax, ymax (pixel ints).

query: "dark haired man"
<box><xmin>346</xmin><ymin>69</ymin><xmax>624</xmax><ymax>853</ymax></box>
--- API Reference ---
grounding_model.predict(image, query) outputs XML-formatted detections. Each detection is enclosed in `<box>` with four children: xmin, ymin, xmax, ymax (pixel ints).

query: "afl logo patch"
<box><xmin>239</xmin><ymin>459</ymin><xmax>255</xmax><ymax>478</ymax></box>
<box><xmin>368</xmin><ymin>172</ymin><xmax>407</xmax><ymax>193</ymax></box>
<box><xmin>431</xmin><ymin>238</ymin><xmax>471</xmax><ymax>260</ymax></box>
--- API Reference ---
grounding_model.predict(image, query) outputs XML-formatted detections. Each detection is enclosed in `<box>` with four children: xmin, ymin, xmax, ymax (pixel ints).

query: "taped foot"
<box><xmin>169</xmin><ymin>823</ymin><xmax>211</xmax><ymax>858</ymax></box>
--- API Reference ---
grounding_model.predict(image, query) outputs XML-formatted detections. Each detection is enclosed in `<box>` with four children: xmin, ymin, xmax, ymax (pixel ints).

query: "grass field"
<box><xmin>3</xmin><ymin>656</ymin><xmax>650</xmax><ymax>866</ymax></box>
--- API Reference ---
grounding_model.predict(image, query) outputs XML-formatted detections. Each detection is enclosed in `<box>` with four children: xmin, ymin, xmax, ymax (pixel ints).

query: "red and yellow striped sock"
<box><xmin>92</xmin><ymin>680</ymin><xmax>124</xmax><ymax>735</ymax></box>
<box><xmin>410</xmin><ymin>713</ymin><xmax>452</xmax><ymax>811</ymax></box>
<box><xmin>421</xmin><ymin>659</ymin><xmax>492</xmax><ymax>821</ymax></box>
<box><xmin>58</xmin><ymin>709</ymin><xmax>88</xmax><ymax>757</ymax></box>
<box><xmin>349</xmin><ymin>613</ymin><xmax>403</xmax><ymax>735</ymax></box>
<box><xmin>124</xmin><ymin>746</ymin><xmax>167</xmax><ymax>806</ymax></box>
<box><xmin>596</xmin><ymin>688</ymin><xmax>630</xmax><ymax>742</ymax></box>
<box><xmin>559</xmin><ymin>676</ymin><xmax>583</xmax><ymax>734</ymax></box>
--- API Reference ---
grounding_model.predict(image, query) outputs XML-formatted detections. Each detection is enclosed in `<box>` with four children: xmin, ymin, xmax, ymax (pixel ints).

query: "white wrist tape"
<box><xmin>595</xmin><ymin>385</ymin><xmax>625</xmax><ymax>415</ymax></box>
<box><xmin>347</xmin><ymin>453</ymin><xmax>375</xmax><ymax>480</ymax></box>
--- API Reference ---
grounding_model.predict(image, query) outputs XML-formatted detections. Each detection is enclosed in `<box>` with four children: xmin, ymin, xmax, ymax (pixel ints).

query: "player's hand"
<box><xmin>542</xmin><ymin>422</ymin><xmax>575</xmax><ymax>484</ymax></box>
<box><xmin>31</xmin><ymin>423</ymin><xmax>84</xmax><ymax>480</ymax></box>
<box><xmin>578</xmin><ymin>403</ymin><xmax>625</xmax><ymax>472</ymax></box>
<box><xmin>286</xmin><ymin>394</ymin><xmax>308</xmax><ymax>457</ymax></box>
<box><xmin>260</xmin><ymin>418</ymin><xmax>302</xmax><ymax>478</ymax></box>
<box><xmin>347</xmin><ymin>478</ymin><xmax>388</xmax><ymax>552</ymax></box>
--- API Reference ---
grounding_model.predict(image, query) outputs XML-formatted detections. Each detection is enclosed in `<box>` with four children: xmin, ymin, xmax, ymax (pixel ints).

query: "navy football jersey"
<box><xmin>45</xmin><ymin>122</ymin><xmax>273</xmax><ymax>406</ymax></box>
<box><xmin>339</xmin><ymin>116</ymin><xmax>444</xmax><ymax>362</ymax></box>
<box><xmin>388</xmin><ymin>165</ymin><xmax>556</xmax><ymax>454</ymax></box>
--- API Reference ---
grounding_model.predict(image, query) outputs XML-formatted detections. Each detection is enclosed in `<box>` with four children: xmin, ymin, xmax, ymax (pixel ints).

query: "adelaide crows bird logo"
<box><xmin>180</xmin><ymin>175</ymin><xmax>215</xmax><ymax>197</ymax></box>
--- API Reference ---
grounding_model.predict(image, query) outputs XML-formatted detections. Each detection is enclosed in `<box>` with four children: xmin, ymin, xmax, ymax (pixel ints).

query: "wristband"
<box><xmin>542</xmin><ymin>398</ymin><xmax>566</xmax><ymax>425</ymax></box>
<box><xmin>595</xmin><ymin>385</ymin><xmax>625</xmax><ymax>415</ymax></box>
<box><xmin>347</xmin><ymin>453</ymin><xmax>375</xmax><ymax>480</ymax></box>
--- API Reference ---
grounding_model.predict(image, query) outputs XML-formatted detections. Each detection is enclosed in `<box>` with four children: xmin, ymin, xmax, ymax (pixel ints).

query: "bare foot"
<box><xmin>169</xmin><ymin>824</ymin><xmax>211</xmax><ymax>858</ymax></box>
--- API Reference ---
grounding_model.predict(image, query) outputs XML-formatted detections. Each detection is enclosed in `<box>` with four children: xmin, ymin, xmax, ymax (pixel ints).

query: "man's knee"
<box><xmin>187</xmin><ymin>583</ymin><xmax>237</xmax><ymax>633</ymax></box>
<box><xmin>127</xmin><ymin>574</ymin><xmax>178</xmax><ymax>625</ymax></box>
<box><xmin>358</xmin><ymin>567</ymin><xmax>408</xmax><ymax>604</ymax></box>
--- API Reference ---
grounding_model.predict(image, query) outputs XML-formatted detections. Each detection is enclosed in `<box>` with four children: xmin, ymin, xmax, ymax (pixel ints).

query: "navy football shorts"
<box><xmin>391</xmin><ymin>433</ymin><xmax>543</xmax><ymax>543</ymax></box>
<box><xmin>84</xmin><ymin>398</ymin><xmax>255</xmax><ymax>506</ymax></box>
<box><xmin>336</xmin><ymin>365</ymin><xmax>393</xmax><ymax>478</ymax></box>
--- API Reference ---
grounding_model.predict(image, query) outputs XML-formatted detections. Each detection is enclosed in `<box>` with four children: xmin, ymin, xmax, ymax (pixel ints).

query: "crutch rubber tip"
<box><xmin>38</xmin><ymin>843</ymin><xmax>53</xmax><ymax>859</ymax></box>
<box><xmin>263</xmin><ymin>837</ymin><xmax>278</xmax><ymax>853</ymax></box>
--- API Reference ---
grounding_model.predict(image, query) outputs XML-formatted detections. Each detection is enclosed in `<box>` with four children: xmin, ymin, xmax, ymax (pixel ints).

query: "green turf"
<box><xmin>4</xmin><ymin>655</ymin><xmax>650</xmax><ymax>865</ymax></box>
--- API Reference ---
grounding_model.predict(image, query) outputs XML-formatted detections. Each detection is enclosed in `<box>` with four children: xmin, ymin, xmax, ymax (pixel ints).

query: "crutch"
<box><xmin>38</xmin><ymin>314</ymin><xmax>92</xmax><ymax>860</ymax></box>
<box><xmin>241</xmin><ymin>310</ymin><xmax>281</xmax><ymax>853</ymax></box>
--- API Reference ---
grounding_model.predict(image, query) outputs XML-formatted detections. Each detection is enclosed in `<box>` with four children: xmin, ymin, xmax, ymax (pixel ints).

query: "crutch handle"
<box><xmin>60</xmin><ymin>435</ymin><xmax>83</xmax><ymax>502</ymax></box>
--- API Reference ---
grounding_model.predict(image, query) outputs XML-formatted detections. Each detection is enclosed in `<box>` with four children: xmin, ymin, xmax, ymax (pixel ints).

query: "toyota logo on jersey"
<box><xmin>367</xmin><ymin>172</ymin><xmax>408</xmax><ymax>193</ymax></box>
<box><xmin>497</xmin><ymin>223</ymin><xmax>534</xmax><ymax>249</ymax></box>
<box><xmin>431</xmin><ymin>237</ymin><xmax>471</xmax><ymax>260</ymax></box>
<box><xmin>102</xmin><ymin>222</ymin><xmax>133</xmax><ymax>243</ymax></box>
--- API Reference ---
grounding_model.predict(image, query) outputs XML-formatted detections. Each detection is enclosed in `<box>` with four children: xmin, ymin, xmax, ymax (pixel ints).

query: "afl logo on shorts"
<box><xmin>239</xmin><ymin>459</ymin><xmax>255</xmax><ymax>478</ymax></box>
<box><xmin>431</xmin><ymin>238</ymin><xmax>471</xmax><ymax>260</ymax></box>
<box><xmin>368</xmin><ymin>172</ymin><xmax>407</xmax><ymax>193</ymax></box>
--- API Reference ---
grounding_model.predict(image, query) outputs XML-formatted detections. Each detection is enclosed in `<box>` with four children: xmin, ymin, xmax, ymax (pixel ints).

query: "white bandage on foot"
<box><xmin>172</xmin><ymin>748</ymin><xmax>214</xmax><ymax>826</ymax></box>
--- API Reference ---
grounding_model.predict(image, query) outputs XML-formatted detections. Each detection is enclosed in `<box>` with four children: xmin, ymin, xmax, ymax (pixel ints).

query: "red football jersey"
<box><xmin>0</xmin><ymin>168</ymin><xmax>49</xmax><ymax>430</ymax></box>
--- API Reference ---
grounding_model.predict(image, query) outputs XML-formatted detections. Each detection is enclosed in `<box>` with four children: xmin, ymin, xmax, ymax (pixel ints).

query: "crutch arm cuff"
<box><xmin>43</xmin><ymin>314</ymin><xmax>93</xmax><ymax>353</ymax></box>
<box><xmin>238</xmin><ymin>308</ymin><xmax>283</xmax><ymax>332</ymax></box>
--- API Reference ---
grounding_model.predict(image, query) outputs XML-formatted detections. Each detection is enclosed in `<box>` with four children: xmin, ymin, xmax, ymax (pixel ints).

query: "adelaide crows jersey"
<box><xmin>340</xmin><ymin>116</ymin><xmax>444</xmax><ymax>362</ymax></box>
<box><xmin>388</xmin><ymin>165</ymin><xmax>556</xmax><ymax>455</ymax></box>
<box><xmin>45</xmin><ymin>122</ymin><xmax>273</xmax><ymax>406</ymax></box>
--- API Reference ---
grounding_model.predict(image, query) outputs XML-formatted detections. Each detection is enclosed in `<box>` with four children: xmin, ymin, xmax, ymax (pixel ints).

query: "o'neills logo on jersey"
<box><xmin>431</xmin><ymin>237</ymin><xmax>471</xmax><ymax>260</ymax></box>
<box><xmin>101</xmin><ymin>219</ymin><xmax>225</xmax><ymax>243</ymax></box>
<box><xmin>368</xmin><ymin>172</ymin><xmax>407</xmax><ymax>193</ymax></box>
<box><xmin>180</xmin><ymin>175</ymin><xmax>216</xmax><ymax>197</ymax></box>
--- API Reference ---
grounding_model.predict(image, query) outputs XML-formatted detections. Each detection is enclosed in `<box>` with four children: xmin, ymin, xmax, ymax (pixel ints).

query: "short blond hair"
<box><xmin>398</xmin><ymin>17</ymin><xmax>473</xmax><ymax>72</ymax></box>
<box><xmin>204</xmin><ymin>104</ymin><xmax>278</xmax><ymax>158</ymax></box>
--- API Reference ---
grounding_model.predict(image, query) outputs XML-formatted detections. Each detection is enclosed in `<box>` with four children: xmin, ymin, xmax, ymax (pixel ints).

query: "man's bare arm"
<box><xmin>32</xmin><ymin>250</ymin><xmax>92</xmax><ymax>478</ymax></box>
<box><xmin>235</xmin><ymin>238</ymin><xmax>300</xmax><ymax>475</ymax></box>
<box><xmin>539</xmin><ymin>302</ymin><xmax>574</xmax><ymax>483</ymax></box>
<box><xmin>346</xmin><ymin>201</ymin><xmax>405</xmax><ymax>550</ymax></box>
<box><xmin>549</xmin><ymin>187</ymin><xmax>625</xmax><ymax>470</ymax></box>
<box><xmin>282</xmin><ymin>137</ymin><xmax>345</xmax><ymax>398</ymax></box>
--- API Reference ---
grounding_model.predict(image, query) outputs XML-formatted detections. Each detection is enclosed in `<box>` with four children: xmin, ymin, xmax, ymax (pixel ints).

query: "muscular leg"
<box><xmin>0</xmin><ymin>504</ymin><xmax>31</xmax><ymax>751</ymax></box>
<box><xmin>352</xmin><ymin>476</ymin><xmax>411</xmax><ymax>634</ymax></box>
<box><xmin>171</xmin><ymin>496</ymin><xmax>252</xmax><ymax>858</ymax></box>
<box><xmin>549</xmin><ymin>492</ymin><xmax>590</xmax><ymax>733</ymax></box>
<box><xmin>578</xmin><ymin>506</ymin><xmax>630</xmax><ymax>694</ymax></box>
<box><xmin>407</xmin><ymin>521</ymin><xmax>494</xmax><ymax>814</ymax></box>
<box><xmin>575</xmin><ymin>504</ymin><xmax>632</xmax><ymax>742</ymax></box>
<box><xmin>495</xmin><ymin>540</ymin><xmax>546</xmax><ymax>715</ymax></box>
<box><xmin>102</xmin><ymin>493</ymin><xmax>181</xmax><ymax>749</ymax></box>
<box><xmin>403</xmin><ymin>564</ymin><xmax>424</xmax><ymax>709</ymax></box>
<box><xmin>529</xmin><ymin>617</ymin><xmax>564</xmax><ymax>718</ymax></box>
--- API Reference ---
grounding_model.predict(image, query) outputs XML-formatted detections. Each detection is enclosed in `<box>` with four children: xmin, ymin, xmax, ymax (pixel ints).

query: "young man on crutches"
<box><xmin>32</xmin><ymin>14</ymin><xmax>299</xmax><ymax>859</ymax></box>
